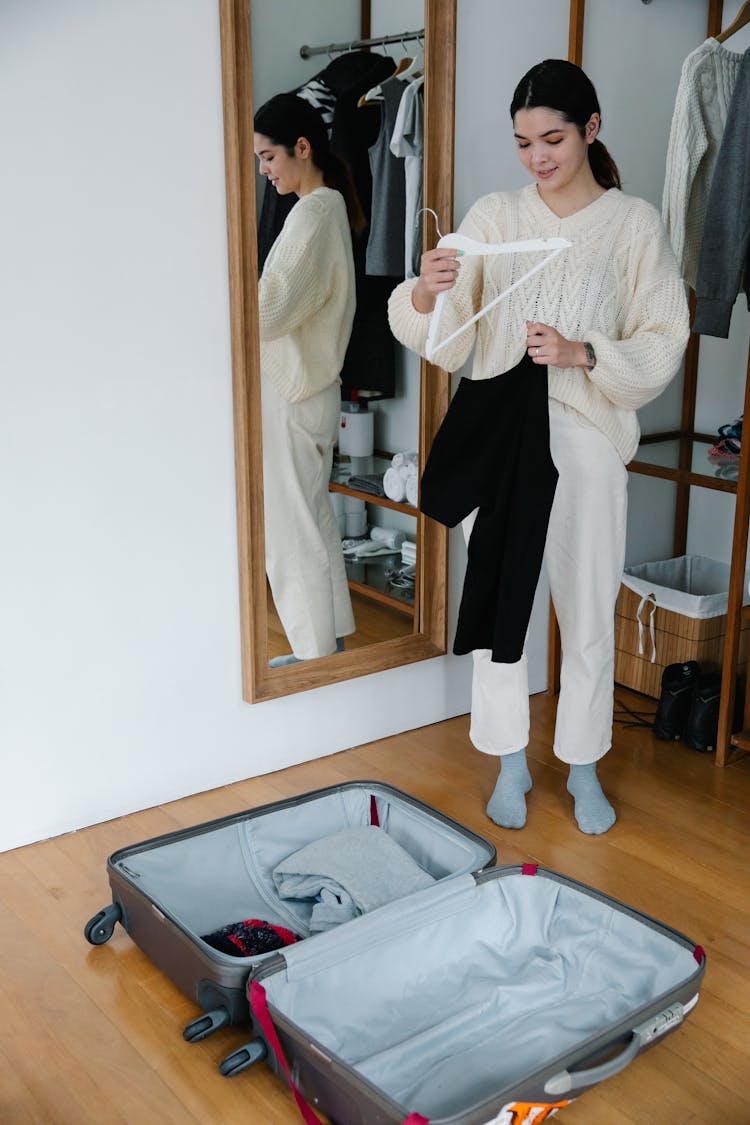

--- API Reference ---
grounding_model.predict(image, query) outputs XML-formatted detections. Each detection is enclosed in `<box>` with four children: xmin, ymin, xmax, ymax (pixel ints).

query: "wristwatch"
<box><xmin>583</xmin><ymin>341</ymin><xmax>597</xmax><ymax>369</ymax></box>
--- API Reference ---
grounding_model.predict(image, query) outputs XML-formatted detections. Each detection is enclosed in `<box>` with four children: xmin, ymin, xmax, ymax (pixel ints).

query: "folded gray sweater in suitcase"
<box><xmin>272</xmin><ymin>826</ymin><xmax>435</xmax><ymax>932</ymax></box>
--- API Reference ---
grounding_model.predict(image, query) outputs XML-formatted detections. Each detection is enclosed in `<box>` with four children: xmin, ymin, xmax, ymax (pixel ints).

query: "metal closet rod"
<box><xmin>300</xmin><ymin>28</ymin><xmax>424</xmax><ymax>59</ymax></box>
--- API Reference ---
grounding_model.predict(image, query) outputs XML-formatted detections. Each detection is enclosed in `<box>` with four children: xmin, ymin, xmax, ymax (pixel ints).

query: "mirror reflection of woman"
<box><xmin>390</xmin><ymin>60</ymin><xmax>690</xmax><ymax>834</ymax></box>
<box><xmin>253</xmin><ymin>94</ymin><xmax>365</xmax><ymax>667</ymax></box>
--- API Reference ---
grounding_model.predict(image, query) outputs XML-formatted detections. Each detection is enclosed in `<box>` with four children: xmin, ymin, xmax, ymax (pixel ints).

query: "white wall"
<box><xmin>0</xmin><ymin>0</ymin><xmax>472</xmax><ymax>854</ymax></box>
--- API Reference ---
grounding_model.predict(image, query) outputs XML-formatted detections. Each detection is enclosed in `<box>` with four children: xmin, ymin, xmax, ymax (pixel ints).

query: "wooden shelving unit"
<box><xmin>330</xmin><ymin>453</ymin><xmax>418</xmax><ymax>619</ymax></box>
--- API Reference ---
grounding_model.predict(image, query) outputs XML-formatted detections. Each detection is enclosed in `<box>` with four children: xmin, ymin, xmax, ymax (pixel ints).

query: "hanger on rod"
<box><xmin>396</xmin><ymin>34</ymin><xmax>425</xmax><ymax>82</ymax></box>
<box><xmin>300</xmin><ymin>27</ymin><xmax>424</xmax><ymax>60</ymax></box>
<box><xmin>716</xmin><ymin>0</ymin><xmax>750</xmax><ymax>43</ymax></box>
<box><xmin>357</xmin><ymin>33</ymin><xmax>423</xmax><ymax>107</ymax></box>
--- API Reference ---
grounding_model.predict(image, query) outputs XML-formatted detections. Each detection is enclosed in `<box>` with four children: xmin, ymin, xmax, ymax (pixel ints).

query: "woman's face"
<box><xmin>253</xmin><ymin>133</ymin><xmax>302</xmax><ymax>195</ymax></box>
<box><xmin>513</xmin><ymin>107</ymin><xmax>598</xmax><ymax>193</ymax></box>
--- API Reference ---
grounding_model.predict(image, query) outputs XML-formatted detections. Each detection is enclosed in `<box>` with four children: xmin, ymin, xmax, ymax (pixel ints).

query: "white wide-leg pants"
<box><xmin>468</xmin><ymin>399</ymin><xmax>628</xmax><ymax>765</ymax></box>
<box><xmin>261</xmin><ymin>375</ymin><xmax>355</xmax><ymax>659</ymax></box>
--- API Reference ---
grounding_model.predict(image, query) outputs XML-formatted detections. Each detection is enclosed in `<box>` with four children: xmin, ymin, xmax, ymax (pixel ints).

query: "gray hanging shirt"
<box><xmin>365</xmin><ymin>76</ymin><xmax>408</xmax><ymax>277</ymax></box>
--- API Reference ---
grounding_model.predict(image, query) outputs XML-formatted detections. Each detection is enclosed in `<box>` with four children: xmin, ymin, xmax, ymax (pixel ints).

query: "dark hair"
<box><xmin>254</xmin><ymin>93</ymin><xmax>366</xmax><ymax>234</ymax></box>
<box><xmin>510</xmin><ymin>59</ymin><xmax>621</xmax><ymax>191</ymax></box>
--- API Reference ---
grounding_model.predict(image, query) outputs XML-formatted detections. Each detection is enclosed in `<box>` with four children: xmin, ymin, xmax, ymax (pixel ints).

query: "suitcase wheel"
<box><xmin>84</xmin><ymin>904</ymin><xmax>123</xmax><ymax>945</ymax></box>
<box><xmin>219</xmin><ymin>1039</ymin><xmax>268</xmax><ymax>1078</ymax></box>
<box><xmin>182</xmin><ymin>1007</ymin><xmax>231</xmax><ymax>1042</ymax></box>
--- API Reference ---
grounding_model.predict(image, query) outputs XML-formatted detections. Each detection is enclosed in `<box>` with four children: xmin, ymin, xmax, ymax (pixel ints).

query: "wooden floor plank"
<box><xmin>2</xmin><ymin>689</ymin><xmax>749</xmax><ymax>1123</ymax></box>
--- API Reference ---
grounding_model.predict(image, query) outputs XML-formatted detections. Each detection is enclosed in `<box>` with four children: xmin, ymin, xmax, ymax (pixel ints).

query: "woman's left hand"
<box><xmin>526</xmin><ymin>322</ymin><xmax>586</xmax><ymax>369</ymax></box>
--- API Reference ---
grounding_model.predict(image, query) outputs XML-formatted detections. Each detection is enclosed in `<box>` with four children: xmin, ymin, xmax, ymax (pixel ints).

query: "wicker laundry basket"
<box><xmin>614</xmin><ymin>555</ymin><xmax>750</xmax><ymax>698</ymax></box>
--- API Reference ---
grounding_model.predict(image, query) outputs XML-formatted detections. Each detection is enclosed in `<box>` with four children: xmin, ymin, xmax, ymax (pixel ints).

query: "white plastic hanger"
<box><xmin>398</xmin><ymin>42</ymin><xmax>424</xmax><ymax>82</ymax></box>
<box><xmin>419</xmin><ymin>211</ymin><xmax>572</xmax><ymax>363</ymax></box>
<box><xmin>359</xmin><ymin>38</ymin><xmax>419</xmax><ymax>106</ymax></box>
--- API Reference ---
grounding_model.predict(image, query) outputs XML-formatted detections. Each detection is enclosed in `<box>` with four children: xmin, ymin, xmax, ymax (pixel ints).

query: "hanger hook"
<box><xmin>417</xmin><ymin>207</ymin><xmax>443</xmax><ymax>241</ymax></box>
<box><xmin>400</xmin><ymin>35</ymin><xmax>409</xmax><ymax>55</ymax></box>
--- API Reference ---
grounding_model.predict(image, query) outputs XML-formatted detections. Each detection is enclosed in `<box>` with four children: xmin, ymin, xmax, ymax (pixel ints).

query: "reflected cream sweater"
<box><xmin>259</xmin><ymin>187</ymin><xmax>355</xmax><ymax>404</ymax></box>
<box><xmin>388</xmin><ymin>185</ymin><xmax>690</xmax><ymax>463</ymax></box>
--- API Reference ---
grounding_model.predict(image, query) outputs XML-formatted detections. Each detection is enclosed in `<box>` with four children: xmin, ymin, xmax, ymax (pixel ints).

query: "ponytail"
<box><xmin>588</xmin><ymin>138</ymin><xmax>621</xmax><ymax>190</ymax></box>
<box><xmin>317</xmin><ymin>150</ymin><xmax>367</xmax><ymax>234</ymax></box>
<box><xmin>254</xmin><ymin>92</ymin><xmax>366</xmax><ymax>234</ymax></box>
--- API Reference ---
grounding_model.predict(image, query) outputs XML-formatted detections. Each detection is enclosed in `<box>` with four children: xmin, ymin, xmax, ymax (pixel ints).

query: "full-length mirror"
<box><xmin>220</xmin><ymin>0</ymin><xmax>455</xmax><ymax>700</ymax></box>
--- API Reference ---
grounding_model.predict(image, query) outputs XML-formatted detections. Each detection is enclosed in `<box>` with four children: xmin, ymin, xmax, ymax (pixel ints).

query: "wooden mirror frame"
<box><xmin>218</xmin><ymin>0</ymin><xmax>456</xmax><ymax>701</ymax></box>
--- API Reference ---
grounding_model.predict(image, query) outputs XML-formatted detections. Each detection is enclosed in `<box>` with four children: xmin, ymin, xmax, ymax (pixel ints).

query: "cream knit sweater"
<box><xmin>388</xmin><ymin>184</ymin><xmax>689</xmax><ymax>463</ymax></box>
<box><xmin>259</xmin><ymin>186</ymin><xmax>355</xmax><ymax>404</ymax></box>
<box><xmin>662</xmin><ymin>38</ymin><xmax>743</xmax><ymax>288</ymax></box>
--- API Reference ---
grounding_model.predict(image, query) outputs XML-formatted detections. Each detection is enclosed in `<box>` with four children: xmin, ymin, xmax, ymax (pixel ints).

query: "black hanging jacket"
<box><xmin>420</xmin><ymin>353</ymin><xmax>558</xmax><ymax>663</ymax></box>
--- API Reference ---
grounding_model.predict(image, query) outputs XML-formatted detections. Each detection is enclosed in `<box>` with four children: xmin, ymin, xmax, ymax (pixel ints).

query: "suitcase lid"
<box><xmin>252</xmin><ymin>864</ymin><xmax>706</xmax><ymax>1124</ymax></box>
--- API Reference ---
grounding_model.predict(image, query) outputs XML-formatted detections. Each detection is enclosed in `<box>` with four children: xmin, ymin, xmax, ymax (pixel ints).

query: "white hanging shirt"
<box><xmin>390</xmin><ymin>75</ymin><xmax>425</xmax><ymax>279</ymax></box>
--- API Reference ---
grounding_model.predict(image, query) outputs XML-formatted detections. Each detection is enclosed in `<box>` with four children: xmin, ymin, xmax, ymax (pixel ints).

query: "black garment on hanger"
<box><xmin>420</xmin><ymin>353</ymin><xmax>558</xmax><ymax>663</ymax></box>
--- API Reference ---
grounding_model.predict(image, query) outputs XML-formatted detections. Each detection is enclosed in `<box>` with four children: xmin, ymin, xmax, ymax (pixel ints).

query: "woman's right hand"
<box><xmin>412</xmin><ymin>248</ymin><xmax>462</xmax><ymax>313</ymax></box>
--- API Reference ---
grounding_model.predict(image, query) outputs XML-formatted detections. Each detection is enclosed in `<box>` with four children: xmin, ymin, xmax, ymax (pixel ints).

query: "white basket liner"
<box><xmin>622</xmin><ymin>555</ymin><xmax>750</xmax><ymax>621</ymax></box>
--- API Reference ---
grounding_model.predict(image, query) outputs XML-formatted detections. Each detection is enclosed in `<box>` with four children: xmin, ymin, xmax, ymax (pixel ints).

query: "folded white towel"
<box><xmin>383</xmin><ymin>466</ymin><xmax>407</xmax><ymax>501</ymax></box>
<box><xmin>392</xmin><ymin>451</ymin><xmax>418</xmax><ymax>470</ymax></box>
<box><xmin>406</xmin><ymin>475</ymin><xmax>418</xmax><ymax>507</ymax></box>
<box><xmin>370</xmin><ymin>526</ymin><xmax>407</xmax><ymax>550</ymax></box>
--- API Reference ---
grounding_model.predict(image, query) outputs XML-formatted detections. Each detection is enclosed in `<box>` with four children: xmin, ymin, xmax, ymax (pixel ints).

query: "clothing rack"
<box><xmin>299</xmin><ymin>28</ymin><xmax>424</xmax><ymax>60</ymax></box>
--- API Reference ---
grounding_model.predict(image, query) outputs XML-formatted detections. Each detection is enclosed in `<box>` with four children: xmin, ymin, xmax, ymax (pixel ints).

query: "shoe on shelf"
<box><xmin>708</xmin><ymin>436</ymin><xmax>741</xmax><ymax>463</ymax></box>
<box><xmin>653</xmin><ymin>661</ymin><xmax>701</xmax><ymax>741</ymax></box>
<box><xmin>714</xmin><ymin>462</ymin><xmax>739</xmax><ymax>481</ymax></box>
<box><xmin>682</xmin><ymin>671</ymin><xmax>723</xmax><ymax>752</ymax></box>
<box><xmin>718</xmin><ymin>415</ymin><xmax>743</xmax><ymax>441</ymax></box>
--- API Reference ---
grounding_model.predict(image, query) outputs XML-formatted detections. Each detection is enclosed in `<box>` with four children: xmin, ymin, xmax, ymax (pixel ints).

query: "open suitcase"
<box><xmin>84</xmin><ymin>781</ymin><xmax>496</xmax><ymax>1065</ymax></box>
<box><xmin>243</xmin><ymin>864</ymin><xmax>706</xmax><ymax>1124</ymax></box>
<box><xmin>85</xmin><ymin>782</ymin><xmax>705</xmax><ymax>1121</ymax></box>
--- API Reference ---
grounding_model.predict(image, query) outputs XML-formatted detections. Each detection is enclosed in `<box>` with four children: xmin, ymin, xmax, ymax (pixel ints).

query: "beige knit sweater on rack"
<box><xmin>259</xmin><ymin>186</ymin><xmax>355</xmax><ymax>404</ymax></box>
<box><xmin>388</xmin><ymin>184</ymin><xmax>690</xmax><ymax>463</ymax></box>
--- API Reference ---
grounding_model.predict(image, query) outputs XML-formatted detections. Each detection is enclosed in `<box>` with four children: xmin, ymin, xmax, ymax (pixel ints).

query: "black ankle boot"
<box><xmin>682</xmin><ymin>672</ymin><xmax>723</xmax><ymax>752</ymax></box>
<box><xmin>653</xmin><ymin>661</ymin><xmax>701</xmax><ymax>740</ymax></box>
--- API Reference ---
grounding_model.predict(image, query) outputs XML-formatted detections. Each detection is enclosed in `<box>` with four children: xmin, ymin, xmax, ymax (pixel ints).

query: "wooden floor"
<box><xmin>2</xmin><ymin>689</ymin><xmax>750</xmax><ymax>1124</ymax></box>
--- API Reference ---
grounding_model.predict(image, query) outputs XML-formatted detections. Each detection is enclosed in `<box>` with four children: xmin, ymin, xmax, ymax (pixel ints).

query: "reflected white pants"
<box><xmin>467</xmin><ymin>399</ymin><xmax>628</xmax><ymax>765</ymax></box>
<box><xmin>261</xmin><ymin>375</ymin><xmax>355</xmax><ymax>659</ymax></box>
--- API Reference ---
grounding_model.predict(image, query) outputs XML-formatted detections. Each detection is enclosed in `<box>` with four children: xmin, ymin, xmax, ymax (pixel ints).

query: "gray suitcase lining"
<box><xmin>112</xmin><ymin>785</ymin><xmax>494</xmax><ymax>947</ymax></box>
<box><xmin>260</xmin><ymin>871</ymin><xmax>701</xmax><ymax>1120</ymax></box>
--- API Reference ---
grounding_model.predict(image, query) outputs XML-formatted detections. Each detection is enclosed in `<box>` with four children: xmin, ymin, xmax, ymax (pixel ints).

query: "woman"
<box><xmin>388</xmin><ymin>60</ymin><xmax>689</xmax><ymax>834</ymax></box>
<box><xmin>254</xmin><ymin>93</ymin><xmax>364</xmax><ymax>666</ymax></box>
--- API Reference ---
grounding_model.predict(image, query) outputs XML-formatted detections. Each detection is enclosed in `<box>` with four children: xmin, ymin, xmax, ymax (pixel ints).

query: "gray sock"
<box><xmin>566</xmin><ymin>763</ymin><xmax>616</xmax><ymax>835</ymax></box>
<box><xmin>269</xmin><ymin>653</ymin><xmax>302</xmax><ymax>668</ymax></box>
<box><xmin>486</xmin><ymin>748</ymin><xmax>532</xmax><ymax>829</ymax></box>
